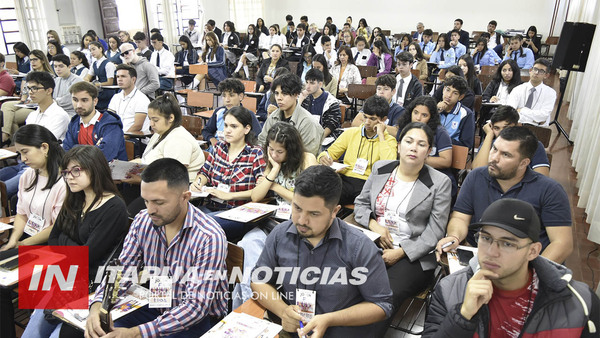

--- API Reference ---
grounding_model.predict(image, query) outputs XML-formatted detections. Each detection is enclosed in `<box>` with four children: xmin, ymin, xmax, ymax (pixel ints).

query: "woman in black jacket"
<box><xmin>175</xmin><ymin>35</ymin><xmax>199</xmax><ymax>85</ymax></box>
<box><xmin>234</xmin><ymin>24</ymin><xmax>261</xmax><ymax>79</ymax></box>
<box><xmin>256</xmin><ymin>44</ymin><xmax>289</xmax><ymax>92</ymax></box>
<box><xmin>482</xmin><ymin>59</ymin><xmax>521</xmax><ymax>103</ymax></box>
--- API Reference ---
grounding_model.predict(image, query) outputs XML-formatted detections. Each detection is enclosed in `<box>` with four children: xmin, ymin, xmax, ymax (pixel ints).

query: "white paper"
<box><xmin>0</xmin><ymin>149</ymin><xmax>18</xmax><ymax>160</ymax></box>
<box><xmin>202</xmin><ymin>312</ymin><xmax>281</xmax><ymax>338</ymax></box>
<box><xmin>330</xmin><ymin>162</ymin><xmax>349</xmax><ymax>171</ymax></box>
<box><xmin>0</xmin><ymin>222</ymin><xmax>14</xmax><ymax>232</ymax></box>
<box><xmin>346</xmin><ymin>223</ymin><xmax>381</xmax><ymax>242</ymax></box>
<box><xmin>109</xmin><ymin>160</ymin><xmax>147</xmax><ymax>180</ymax></box>
<box><xmin>216</xmin><ymin>203</ymin><xmax>278</xmax><ymax>223</ymax></box>
<box><xmin>322</xmin><ymin>137</ymin><xmax>335</xmax><ymax>146</ymax></box>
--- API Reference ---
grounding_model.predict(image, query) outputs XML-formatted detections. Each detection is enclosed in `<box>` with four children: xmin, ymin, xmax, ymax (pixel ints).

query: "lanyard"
<box><xmin>28</xmin><ymin>177</ymin><xmax>53</xmax><ymax>218</ymax></box>
<box><xmin>383</xmin><ymin>168</ymin><xmax>417</xmax><ymax>214</ymax></box>
<box><xmin>117</xmin><ymin>88</ymin><xmax>138</xmax><ymax>117</ymax></box>
<box><xmin>296</xmin><ymin>234</ymin><xmax>331</xmax><ymax>291</ymax></box>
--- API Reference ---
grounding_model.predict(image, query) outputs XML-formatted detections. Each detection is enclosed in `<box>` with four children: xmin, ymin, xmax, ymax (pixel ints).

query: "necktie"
<box><xmin>397</xmin><ymin>79</ymin><xmax>405</xmax><ymax>98</ymax></box>
<box><xmin>156</xmin><ymin>51</ymin><xmax>160</xmax><ymax>67</ymax></box>
<box><xmin>188</xmin><ymin>31</ymin><xmax>192</xmax><ymax>37</ymax></box>
<box><xmin>525</xmin><ymin>87</ymin><xmax>536</xmax><ymax>108</ymax></box>
<box><xmin>513</xmin><ymin>51</ymin><xmax>518</xmax><ymax>61</ymax></box>
<box><xmin>184</xmin><ymin>50</ymin><xmax>188</xmax><ymax>62</ymax></box>
<box><xmin>354</xmin><ymin>51</ymin><xmax>359</xmax><ymax>61</ymax></box>
<box><xmin>440</xmin><ymin>51</ymin><xmax>445</xmax><ymax>62</ymax></box>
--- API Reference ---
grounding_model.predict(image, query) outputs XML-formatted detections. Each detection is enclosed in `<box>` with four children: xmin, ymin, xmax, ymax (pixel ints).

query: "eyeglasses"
<box><xmin>120</xmin><ymin>50</ymin><xmax>133</xmax><ymax>57</ymax></box>
<box><xmin>25</xmin><ymin>86</ymin><xmax>45</xmax><ymax>93</ymax></box>
<box><xmin>30</xmin><ymin>57</ymin><xmax>40</xmax><ymax>62</ymax></box>
<box><xmin>476</xmin><ymin>232</ymin><xmax>532</xmax><ymax>253</ymax></box>
<box><xmin>61</xmin><ymin>166</ymin><xmax>83</xmax><ymax>178</ymax></box>
<box><xmin>530</xmin><ymin>67</ymin><xmax>547</xmax><ymax>75</ymax></box>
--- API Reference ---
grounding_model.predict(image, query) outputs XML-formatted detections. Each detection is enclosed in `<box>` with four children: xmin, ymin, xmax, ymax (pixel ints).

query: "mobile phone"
<box><xmin>457</xmin><ymin>249</ymin><xmax>474</xmax><ymax>266</ymax></box>
<box><xmin>0</xmin><ymin>256</ymin><xmax>19</xmax><ymax>270</ymax></box>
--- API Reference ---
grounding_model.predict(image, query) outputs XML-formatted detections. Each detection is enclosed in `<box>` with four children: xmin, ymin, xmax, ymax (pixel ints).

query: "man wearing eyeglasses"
<box><xmin>119</xmin><ymin>42</ymin><xmax>160</xmax><ymax>99</ymax></box>
<box><xmin>436</xmin><ymin>126</ymin><xmax>572</xmax><ymax>264</ymax></box>
<box><xmin>507</xmin><ymin>58</ymin><xmax>556</xmax><ymax>126</ymax></box>
<box><xmin>423</xmin><ymin>198</ymin><xmax>599</xmax><ymax>338</ymax></box>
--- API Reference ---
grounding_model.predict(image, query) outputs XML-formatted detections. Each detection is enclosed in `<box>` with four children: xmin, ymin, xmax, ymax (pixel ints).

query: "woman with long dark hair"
<box><xmin>78</xmin><ymin>33</ymin><xmax>95</xmax><ymax>65</ymax></box>
<box><xmin>471</xmin><ymin>37</ymin><xmax>502</xmax><ymax>66</ymax></box>
<box><xmin>408</xmin><ymin>41</ymin><xmax>428</xmax><ymax>80</ymax></box>
<box><xmin>192</xmin><ymin>32</ymin><xmax>227</xmax><ymax>89</ymax></box>
<box><xmin>256</xmin><ymin>17</ymin><xmax>269</xmax><ymax>35</ymax></box>
<box><xmin>482</xmin><ymin>59</ymin><xmax>522</xmax><ymax>103</ymax></box>
<box><xmin>367</xmin><ymin>39</ymin><xmax>393</xmax><ymax>76</ymax></box>
<box><xmin>0</xmin><ymin>124</ymin><xmax>67</xmax><ymax>338</ymax></box>
<box><xmin>331</xmin><ymin>45</ymin><xmax>361</xmax><ymax>102</ymax></box>
<box><xmin>191</xmin><ymin>106</ymin><xmax>267</xmax><ymax>239</ymax></box>
<box><xmin>83</xmin><ymin>41</ymin><xmax>115</xmax><ymax>110</ymax></box>
<box><xmin>106</xmin><ymin>35</ymin><xmax>122</xmax><ymax>65</ymax></box>
<box><xmin>524</xmin><ymin>25</ymin><xmax>542</xmax><ymax>59</ymax></box>
<box><xmin>430</xmin><ymin>33</ymin><xmax>455</xmax><ymax>69</ymax></box>
<box><xmin>46</xmin><ymin>40</ymin><xmax>64</xmax><ymax>68</ymax></box>
<box><xmin>22</xmin><ymin>145</ymin><xmax>128</xmax><ymax>338</ymax></box>
<box><xmin>70</xmin><ymin>51</ymin><xmax>90</xmax><ymax>78</ymax></box>
<box><xmin>458</xmin><ymin>55</ymin><xmax>482</xmax><ymax>95</ymax></box>
<box><xmin>312</xmin><ymin>54</ymin><xmax>337</xmax><ymax>96</ymax></box>
<box><xmin>175</xmin><ymin>35</ymin><xmax>198</xmax><ymax>86</ymax></box>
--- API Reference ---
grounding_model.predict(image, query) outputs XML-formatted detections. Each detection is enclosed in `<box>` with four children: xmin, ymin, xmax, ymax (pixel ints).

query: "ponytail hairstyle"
<box><xmin>14</xmin><ymin>124</ymin><xmax>64</xmax><ymax>191</ymax></box>
<box><xmin>147</xmin><ymin>93</ymin><xmax>182</xmax><ymax>148</ymax></box>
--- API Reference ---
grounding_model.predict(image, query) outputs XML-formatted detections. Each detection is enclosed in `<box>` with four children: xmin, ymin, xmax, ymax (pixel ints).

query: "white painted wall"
<box><xmin>263</xmin><ymin>0</ymin><xmax>568</xmax><ymax>40</ymax></box>
<box><xmin>44</xmin><ymin>0</ymin><xmax>104</xmax><ymax>50</ymax></box>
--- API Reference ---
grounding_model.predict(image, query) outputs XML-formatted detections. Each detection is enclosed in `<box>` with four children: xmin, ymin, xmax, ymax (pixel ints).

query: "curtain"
<box><xmin>228</xmin><ymin>0</ymin><xmax>264</xmax><ymax>30</ymax></box>
<box><xmin>564</xmin><ymin>0</ymin><xmax>600</xmax><ymax>244</ymax></box>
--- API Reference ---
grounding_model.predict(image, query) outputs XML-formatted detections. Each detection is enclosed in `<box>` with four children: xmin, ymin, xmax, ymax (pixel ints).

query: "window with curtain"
<box><xmin>228</xmin><ymin>0</ymin><xmax>263</xmax><ymax>30</ymax></box>
<box><xmin>0</xmin><ymin>1</ymin><xmax>20</xmax><ymax>55</ymax></box>
<box><xmin>16</xmin><ymin>0</ymin><xmax>47</xmax><ymax>50</ymax></box>
<box><xmin>147</xmin><ymin>0</ymin><xmax>203</xmax><ymax>50</ymax></box>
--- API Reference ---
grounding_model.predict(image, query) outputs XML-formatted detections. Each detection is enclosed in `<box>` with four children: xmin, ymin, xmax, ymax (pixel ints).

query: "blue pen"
<box><xmin>299</xmin><ymin>321</ymin><xmax>307</xmax><ymax>338</ymax></box>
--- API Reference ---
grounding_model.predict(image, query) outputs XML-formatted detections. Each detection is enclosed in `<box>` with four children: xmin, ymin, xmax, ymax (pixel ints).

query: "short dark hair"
<box><xmin>375</xmin><ymin>74</ymin><xmax>396</xmax><ymax>90</ymax></box>
<box><xmin>70</xmin><ymin>81</ymin><xmax>98</xmax><ymax>99</ymax></box>
<box><xmin>0</xmin><ymin>53</ymin><xmax>4</xmax><ymax>64</ymax></box>
<box><xmin>444</xmin><ymin>75</ymin><xmax>468</xmax><ymax>95</ymax></box>
<box><xmin>363</xmin><ymin>95</ymin><xmax>389</xmax><ymax>119</ymax></box>
<box><xmin>207</xmin><ymin>19</ymin><xmax>216</xmax><ymax>27</ymax></box>
<box><xmin>294</xmin><ymin>165</ymin><xmax>342</xmax><ymax>209</ymax></box>
<box><xmin>26</xmin><ymin>71</ymin><xmax>55</xmax><ymax>90</ymax></box>
<box><xmin>355</xmin><ymin>36</ymin><xmax>368</xmax><ymax>45</ymax></box>
<box><xmin>489</xmin><ymin>20</ymin><xmax>497</xmax><ymax>26</ymax></box>
<box><xmin>300</xmin><ymin>15</ymin><xmax>308</xmax><ymax>22</ymax></box>
<box><xmin>446</xmin><ymin>65</ymin><xmax>464</xmax><ymax>78</ymax></box>
<box><xmin>116</xmin><ymin>63</ymin><xmax>137</xmax><ymax>78</ymax></box>
<box><xmin>423</xmin><ymin>29</ymin><xmax>433</xmax><ymax>36</ymax></box>
<box><xmin>52</xmin><ymin>54</ymin><xmax>71</xmax><ymax>67</ymax></box>
<box><xmin>455</xmin><ymin>18</ymin><xmax>463</xmax><ymax>25</ymax></box>
<box><xmin>286</xmin><ymin>14</ymin><xmax>293</xmax><ymax>21</ymax></box>
<box><xmin>86</xmin><ymin>30</ymin><xmax>98</xmax><ymax>37</ymax></box>
<box><xmin>398</xmin><ymin>122</ymin><xmax>434</xmax><ymax>149</ymax></box>
<box><xmin>271</xmin><ymin>73</ymin><xmax>302</xmax><ymax>96</ymax></box>
<box><xmin>296</xmin><ymin>23</ymin><xmax>307</xmax><ymax>31</ymax></box>
<box><xmin>188</xmin><ymin>19</ymin><xmax>196</xmax><ymax>25</ymax></box>
<box><xmin>534</xmin><ymin>58</ymin><xmax>552</xmax><ymax>72</ymax></box>
<box><xmin>218</xmin><ymin>78</ymin><xmax>245</xmax><ymax>94</ymax></box>
<box><xmin>344</xmin><ymin>23</ymin><xmax>350</xmax><ymax>27</ymax></box>
<box><xmin>491</xmin><ymin>105</ymin><xmax>519</xmax><ymax>125</ymax></box>
<box><xmin>396</xmin><ymin>51</ymin><xmax>414</xmax><ymax>64</ymax></box>
<box><xmin>320</xmin><ymin>35</ymin><xmax>331</xmax><ymax>44</ymax></box>
<box><xmin>326</xmin><ymin>16</ymin><xmax>332</xmax><ymax>21</ymax></box>
<box><xmin>288</xmin><ymin>21</ymin><xmax>295</xmax><ymax>27</ymax></box>
<box><xmin>141</xmin><ymin>158</ymin><xmax>189</xmax><ymax>190</ymax></box>
<box><xmin>305</xmin><ymin>68</ymin><xmax>324</xmax><ymax>83</ymax></box>
<box><xmin>451</xmin><ymin>29</ymin><xmax>460</xmax><ymax>36</ymax></box>
<box><xmin>150</xmin><ymin>28</ymin><xmax>160</xmax><ymax>34</ymax></box>
<box><xmin>133</xmin><ymin>31</ymin><xmax>146</xmax><ymax>41</ymax></box>
<box><xmin>498</xmin><ymin>126</ymin><xmax>538</xmax><ymax>161</ymax></box>
<box><xmin>150</xmin><ymin>33</ymin><xmax>164</xmax><ymax>42</ymax></box>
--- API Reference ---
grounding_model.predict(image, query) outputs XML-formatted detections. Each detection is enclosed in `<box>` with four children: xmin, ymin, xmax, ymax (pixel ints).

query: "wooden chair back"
<box><xmin>474</xmin><ymin>95</ymin><xmax>482</xmax><ymax>115</ymax></box>
<box><xmin>241</xmin><ymin>80</ymin><xmax>257</xmax><ymax>93</ymax></box>
<box><xmin>545</xmin><ymin>36</ymin><xmax>559</xmax><ymax>45</ymax></box>
<box><xmin>125</xmin><ymin>140</ymin><xmax>135</xmax><ymax>160</ymax></box>
<box><xmin>347</xmin><ymin>84</ymin><xmax>376</xmax><ymax>100</ymax></box>
<box><xmin>0</xmin><ymin>181</ymin><xmax>9</xmax><ymax>217</ymax></box>
<box><xmin>480</xmin><ymin>65</ymin><xmax>498</xmax><ymax>76</ymax></box>
<box><xmin>410</xmin><ymin>69</ymin><xmax>421</xmax><ymax>78</ymax></box>
<box><xmin>357</xmin><ymin>65</ymin><xmax>377</xmax><ymax>79</ymax></box>
<box><xmin>382</xmin><ymin>30</ymin><xmax>391</xmax><ymax>37</ymax></box>
<box><xmin>365</xmin><ymin>77</ymin><xmax>377</xmax><ymax>85</ymax></box>
<box><xmin>522</xmin><ymin>124</ymin><xmax>552</xmax><ymax>148</ymax></box>
<box><xmin>187</xmin><ymin>91</ymin><xmax>214</xmax><ymax>109</ymax></box>
<box><xmin>451</xmin><ymin>145</ymin><xmax>469</xmax><ymax>170</ymax></box>
<box><xmin>242</xmin><ymin>96</ymin><xmax>258</xmax><ymax>112</ymax></box>
<box><xmin>226</xmin><ymin>242</ymin><xmax>244</xmax><ymax>284</ymax></box>
<box><xmin>5</xmin><ymin>62</ymin><xmax>17</xmax><ymax>70</ymax></box>
<box><xmin>182</xmin><ymin>115</ymin><xmax>204</xmax><ymax>139</ymax></box>
<box><xmin>478</xmin><ymin>74</ymin><xmax>494</xmax><ymax>91</ymax></box>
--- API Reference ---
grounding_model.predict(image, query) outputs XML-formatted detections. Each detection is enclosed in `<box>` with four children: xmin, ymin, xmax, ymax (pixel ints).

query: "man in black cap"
<box><xmin>423</xmin><ymin>198</ymin><xmax>599</xmax><ymax>338</ymax></box>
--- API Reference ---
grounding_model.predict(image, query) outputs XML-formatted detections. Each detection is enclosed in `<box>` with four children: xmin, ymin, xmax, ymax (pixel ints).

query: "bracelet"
<box><xmin>265</xmin><ymin>176</ymin><xmax>275</xmax><ymax>182</ymax></box>
<box><xmin>447</xmin><ymin>234</ymin><xmax>460</xmax><ymax>243</ymax></box>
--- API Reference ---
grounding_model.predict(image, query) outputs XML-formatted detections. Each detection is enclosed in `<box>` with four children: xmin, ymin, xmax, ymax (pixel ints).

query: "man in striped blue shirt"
<box><xmin>87</xmin><ymin>158</ymin><xmax>227</xmax><ymax>337</ymax></box>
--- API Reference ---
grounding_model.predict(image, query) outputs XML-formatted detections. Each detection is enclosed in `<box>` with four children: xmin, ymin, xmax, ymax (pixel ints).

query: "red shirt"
<box><xmin>78</xmin><ymin>113</ymin><xmax>103</xmax><ymax>145</ymax></box>
<box><xmin>0</xmin><ymin>70</ymin><xmax>16</xmax><ymax>96</ymax></box>
<box><xmin>483</xmin><ymin>269</ymin><xmax>539</xmax><ymax>338</ymax></box>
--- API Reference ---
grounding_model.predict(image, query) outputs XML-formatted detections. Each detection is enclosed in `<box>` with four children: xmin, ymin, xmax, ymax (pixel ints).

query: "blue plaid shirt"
<box><xmin>92</xmin><ymin>203</ymin><xmax>228</xmax><ymax>337</ymax></box>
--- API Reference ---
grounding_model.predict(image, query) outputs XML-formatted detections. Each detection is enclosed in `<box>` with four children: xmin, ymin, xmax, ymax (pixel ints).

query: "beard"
<box><xmin>488</xmin><ymin>162</ymin><xmax>518</xmax><ymax>180</ymax></box>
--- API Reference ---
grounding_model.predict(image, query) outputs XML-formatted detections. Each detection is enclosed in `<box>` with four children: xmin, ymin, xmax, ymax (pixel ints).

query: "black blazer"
<box><xmin>256</xmin><ymin>57</ymin><xmax>290</xmax><ymax>91</ymax></box>
<box><xmin>403</xmin><ymin>74</ymin><xmax>424</xmax><ymax>108</ymax></box>
<box><xmin>482</xmin><ymin>79</ymin><xmax>521</xmax><ymax>101</ymax></box>
<box><xmin>310</xmin><ymin>32</ymin><xmax>322</xmax><ymax>46</ymax></box>
<box><xmin>242</xmin><ymin>35</ymin><xmax>259</xmax><ymax>54</ymax></box>
<box><xmin>214</xmin><ymin>27</ymin><xmax>223</xmax><ymax>42</ymax></box>
<box><xmin>222</xmin><ymin>32</ymin><xmax>241</xmax><ymax>48</ymax></box>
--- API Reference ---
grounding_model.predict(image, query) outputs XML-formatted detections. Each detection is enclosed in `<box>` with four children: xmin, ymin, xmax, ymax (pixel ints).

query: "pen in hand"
<box><xmin>429</xmin><ymin>240</ymin><xmax>455</xmax><ymax>254</ymax></box>
<box><xmin>299</xmin><ymin>321</ymin><xmax>307</xmax><ymax>338</ymax></box>
<box><xmin>95</xmin><ymin>137</ymin><xmax>103</xmax><ymax>146</ymax></box>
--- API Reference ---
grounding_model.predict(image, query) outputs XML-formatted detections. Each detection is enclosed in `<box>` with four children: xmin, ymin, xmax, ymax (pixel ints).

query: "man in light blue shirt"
<box><xmin>420</xmin><ymin>29</ymin><xmax>436</xmax><ymax>60</ymax></box>
<box><xmin>450</xmin><ymin>30</ymin><xmax>467</xmax><ymax>61</ymax></box>
<box><xmin>503</xmin><ymin>35</ymin><xmax>534</xmax><ymax>69</ymax></box>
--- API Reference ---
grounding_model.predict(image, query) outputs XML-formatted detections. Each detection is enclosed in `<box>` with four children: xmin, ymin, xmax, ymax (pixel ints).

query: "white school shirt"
<box><xmin>507</xmin><ymin>81</ymin><xmax>557</xmax><ymax>126</ymax></box>
<box><xmin>149</xmin><ymin>48</ymin><xmax>175</xmax><ymax>77</ymax></box>
<box><xmin>107</xmin><ymin>87</ymin><xmax>151</xmax><ymax>133</ymax></box>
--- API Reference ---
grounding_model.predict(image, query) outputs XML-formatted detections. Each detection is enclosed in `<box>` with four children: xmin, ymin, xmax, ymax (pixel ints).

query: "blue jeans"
<box><xmin>0</xmin><ymin>162</ymin><xmax>28</xmax><ymax>198</ymax></box>
<box><xmin>22</xmin><ymin>309</ymin><xmax>62</xmax><ymax>338</ymax></box>
<box><xmin>159</xmin><ymin>77</ymin><xmax>174</xmax><ymax>90</ymax></box>
<box><xmin>115</xmin><ymin>305</ymin><xmax>211</xmax><ymax>337</ymax></box>
<box><xmin>232</xmin><ymin>226</ymin><xmax>268</xmax><ymax>309</ymax></box>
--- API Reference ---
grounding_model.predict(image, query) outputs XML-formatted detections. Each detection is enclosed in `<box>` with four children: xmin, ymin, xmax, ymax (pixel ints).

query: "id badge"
<box><xmin>216</xmin><ymin>130</ymin><xmax>225</xmax><ymax>141</ymax></box>
<box><xmin>275</xmin><ymin>203</ymin><xmax>291</xmax><ymax>220</ymax></box>
<box><xmin>352</xmin><ymin>158</ymin><xmax>369</xmax><ymax>175</ymax></box>
<box><xmin>296</xmin><ymin>288</ymin><xmax>316</xmax><ymax>321</ymax></box>
<box><xmin>24</xmin><ymin>213</ymin><xmax>44</xmax><ymax>236</ymax></box>
<box><xmin>149</xmin><ymin>276</ymin><xmax>173</xmax><ymax>308</ymax></box>
<box><xmin>383</xmin><ymin>210</ymin><xmax>401</xmax><ymax>236</ymax></box>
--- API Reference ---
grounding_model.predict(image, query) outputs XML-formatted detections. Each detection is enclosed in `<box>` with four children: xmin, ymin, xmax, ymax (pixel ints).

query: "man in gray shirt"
<box><xmin>252</xmin><ymin>165</ymin><xmax>393</xmax><ymax>337</ymax></box>
<box><xmin>52</xmin><ymin>54</ymin><xmax>82</xmax><ymax>117</ymax></box>
<box><xmin>119</xmin><ymin>42</ymin><xmax>159</xmax><ymax>99</ymax></box>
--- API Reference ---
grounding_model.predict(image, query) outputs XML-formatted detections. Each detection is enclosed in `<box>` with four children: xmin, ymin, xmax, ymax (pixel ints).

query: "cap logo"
<box><xmin>513</xmin><ymin>215</ymin><xmax>525</xmax><ymax>221</ymax></box>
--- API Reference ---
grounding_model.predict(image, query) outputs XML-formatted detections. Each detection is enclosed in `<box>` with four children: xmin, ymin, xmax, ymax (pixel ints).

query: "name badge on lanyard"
<box><xmin>149</xmin><ymin>276</ymin><xmax>173</xmax><ymax>308</ymax></box>
<box><xmin>24</xmin><ymin>213</ymin><xmax>45</xmax><ymax>236</ymax></box>
<box><xmin>296</xmin><ymin>288</ymin><xmax>316</xmax><ymax>321</ymax></box>
<box><xmin>352</xmin><ymin>158</ymin><xmax>369</xmax><ymax>175</ymax></box>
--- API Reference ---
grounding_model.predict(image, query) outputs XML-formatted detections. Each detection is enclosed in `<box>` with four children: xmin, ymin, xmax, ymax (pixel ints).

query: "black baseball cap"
<box><xmin>469</xmin><ymin>198</ymin><xmax>540</xmax><ymax>242</ymax></box>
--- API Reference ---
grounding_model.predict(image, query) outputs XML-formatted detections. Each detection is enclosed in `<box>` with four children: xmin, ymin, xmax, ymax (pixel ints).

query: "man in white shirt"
<box><xmin>393</xmin><ymin>52</ymin><xmax>423</xmax><ymax>109</ymax></box>
<box><xmin>51</xmin><ymin>54</ymin><xmax>82</xmax><ymax>117</ymax></box>
<box><xmin>507</xmin><ymin>58</ymin><xmax>556</xmax><ymax>126</ymax></box>
<box><xmin>450</xmin><ymin>30</ymin><xmax>467</xmax><ymax>60</ymax></box>
<box><xmin>107</xmin><ymin>63</ymin><xmax>150</xmax><ymax>137</ymax></box>
<box><xmin>487</xmin><ymin>20</ymin><xmax>504</xmax><ymax>50</ymax></box>
<box><xmin>149</xmin><ymin>34</ymin><xmax>175</xmax><ymax>91</ymax></box>
<box><xmin>23</xmin><ymin>71</ymin><xmax>70</xmax><ymax>140</ymax></box>
<box><xmin>184</xmin><ymin>19</ymin><xmax>201</xmax><ymax>48</ymax></box>
<box><xmin>321</xmin><ymin>35</ymin><xmax>337</xmax><ymax>69</ymax></box>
